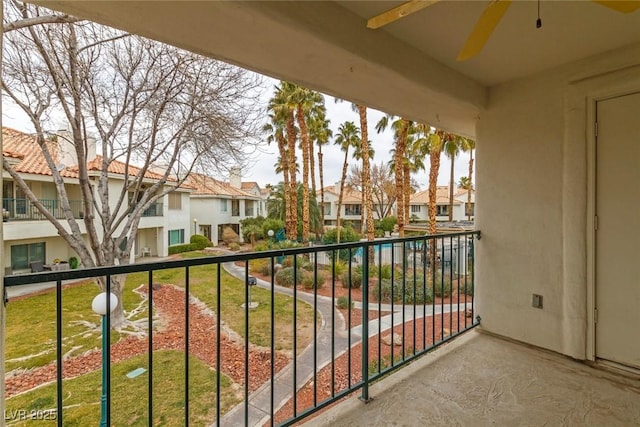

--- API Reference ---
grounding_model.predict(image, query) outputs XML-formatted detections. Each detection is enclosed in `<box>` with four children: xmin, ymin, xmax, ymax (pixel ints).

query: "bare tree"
<box><xmin>370</xmin><ymin>161</ymin><xmax>396</xmax><ymax>219</ymax></box>
<box><xmin>2</xmin><ymin>3</ymin><xmax>263</xmax><ymax>328</ymax></box>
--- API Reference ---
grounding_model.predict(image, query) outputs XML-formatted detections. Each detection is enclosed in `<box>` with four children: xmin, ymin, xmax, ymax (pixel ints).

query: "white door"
<box><xmin>595</xmin><ymin>92</ymin><xmax>640</xmax><ymax>369</ymax></box>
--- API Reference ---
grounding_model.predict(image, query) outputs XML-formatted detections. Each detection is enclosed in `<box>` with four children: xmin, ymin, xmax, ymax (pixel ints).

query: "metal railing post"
<box><xmin>360</xmin><ymin>240</ymin><xmax>371</xmax><ymax>402</ymax></box>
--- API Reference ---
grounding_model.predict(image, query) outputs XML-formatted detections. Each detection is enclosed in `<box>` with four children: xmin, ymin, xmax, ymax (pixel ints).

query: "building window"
<box><xmin>411</xmin><ymin>205</ymin><xmax>421</xmax><ymax>213</ymax></box>
<box><xmin>323</xmin><ymin>203</ymin><xmax>331</xmax><ymax>216</ymax></box>
<box><xmin>168</xmin><ymin>229</ymin><xmax>185</xmax><ymax>246</ymax></box>
<box><xmin>436</xmin><ymin>205</ymin><xmax>449</xmax><ymax>216</ymax></box>
<box><xmin>11</xmin><ymin>242</ymin><xmax>45</xmax><ymax>270</ymax></box>
<box><xmin>220</xmin><ymin>199</ymin><xmax>228</xmax><ymax>213</ymax></box>
<box><xmin>344</xmin><ymin>204</ymin><xmax>361</xmax><ymax>216</ymax></box>
<box><xmin>168</xmin><ymin>192</ymin><xmax>182</xmax><ymax>210</ymax></box>
<box><xmin>231</xmin><ymin>200</ymin><xmax>240</xmax><ymax>216</ymax></box>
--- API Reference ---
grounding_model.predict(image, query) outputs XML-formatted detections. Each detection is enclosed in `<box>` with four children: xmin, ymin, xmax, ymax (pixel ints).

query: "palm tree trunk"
<box><xmin>448</xmin><ymin>151</ymin><xmax>455</xmax><ymax>221</ymax></box>
<box><xmin>395</xmin><ymin>119</ymin><xmax>409</xmax><ymax>237</ymax></box>
<box><xmin>403</xmin><ymin>163</ymin><xmax>411</xmax><ymax>227</ymax></box>
<box><xmin>358</xmin><ymin>105</ymin><xmax>375</xmax><ymax>242</ymax></box>
<box><xmin>319</xmin><ymin>148</ymin><xmax>325</xmax><ymax>228</ymax></box>
<box><xmin>296</xmin><ymin>104</ymin><xmax>310</xmax><ymax>244</ymax></box>
<box><xmin>277</xmin><ymin>136</ymin><xmax>292</xmax><ymax>236</ymax></box>
<box><xmin>467</xmin><ymin>149</ymin><xmax>474</xmax><ymax>220</ymax></box>
<box><xmin>285</xmin><ymin>114</ymin><xmax>298</xmax><ymax>241</ymax></box>
<box><xmin>336</xmin><ymin>150</ymin><xmax>349</xmax><ymax>243</ymax></box>
<box><xmin>428</xmin><ymin>148</ymin><xmax>441</xmax><ymax>235</ymax></box>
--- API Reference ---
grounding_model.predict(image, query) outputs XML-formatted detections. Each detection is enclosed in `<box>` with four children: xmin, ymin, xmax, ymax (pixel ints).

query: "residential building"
<box><xmin>320</xmin><ymin>184</ymin><xmax>389</xmax><ymax>231</ymax></box>
<box><xmin>409</xmin><ymin>186</ymin><xmax>475</xmax><ymax>222</ymax></box>
<box><xmin>185</xmin><ymin>171</ymin><xmax>263</xmax><ymax>245</ymax></box>
<box><xmin>2</xmin><ymin>127</ymin><xmax>191</xmax><ymax>272</ymax></box>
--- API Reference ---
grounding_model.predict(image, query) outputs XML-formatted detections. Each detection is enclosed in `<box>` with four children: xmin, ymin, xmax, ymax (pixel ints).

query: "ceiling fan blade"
<box><xmin>592</xmin><ymin>1</ymin><xmax>640</xmax><ymax>13</ymax></box>
<box><xmin>367</xmin><ymin>0</ymin><xmax>440</xmax><ymax>29</ymax></box>
<box><xmin>457</xmin><ymin>0</ymin><xmax>512</xmax><ymax>62</ymax></box>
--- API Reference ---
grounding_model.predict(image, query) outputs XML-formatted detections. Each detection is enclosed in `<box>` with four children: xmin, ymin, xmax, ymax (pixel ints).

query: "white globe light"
<box><xmin>92</xmin><ymin>292</ymin><xmax>118</xmax><ymax>315</ymax></box>
<box><xmin>268</xmin><ymin>229</ymin><xmax>274</xmax><ymax>237</ymax></box>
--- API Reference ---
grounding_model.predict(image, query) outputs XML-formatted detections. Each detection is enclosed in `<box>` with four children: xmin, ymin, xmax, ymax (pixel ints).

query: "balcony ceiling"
<box><xmin>32</xmin><ymin>1</ymin><xmax>640</xmax><ymax>137</ymax></box>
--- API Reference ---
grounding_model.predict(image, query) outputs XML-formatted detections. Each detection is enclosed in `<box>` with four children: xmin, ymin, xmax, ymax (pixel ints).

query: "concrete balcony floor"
<box><xmin>306</xmin><ymin>330</ymin><xmax>640</xmax><ymax>426</ymax></box>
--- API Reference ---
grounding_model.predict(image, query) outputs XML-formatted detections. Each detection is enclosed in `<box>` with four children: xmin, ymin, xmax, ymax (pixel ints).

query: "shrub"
<box><xmin>254</xmin><ymin>243</ymin><xmax>269</xmax><ymax>252</ymax></box>
<box><xmin>378</xmin><ymin>216</ymin><xmax>397</xmax><ymax>233</ymax></box>
<box><xmin>240</xmin><ymin>216</ymin><xmax>266</xmax><ymax>241</ymax></box>
<box><xmin>260</xmin><ymin>262</ymin><xmax>273</xmax><ymax>276</ymax></box>
<box><xmin>332</xmin><ymin>260</ymin><xmax>347</xmax><ymax>276</ymax></box>
<box><xmin>275</xmin><ymin>267</ymin><xmax>303</xmax><ymax>288</ymax></box>
<box><xmin>241</xmin><ymin>224</ymin><xmax>262</xmax><ymax>246</ymax></box>
<box><xmin>274</xmin><ymin>240</ymin><xmax>301</xmax><ymax>250</ymax></box>
<box><xmin>68</xmin><ymin>256</ymin><xmax>79</xmax><ymax>269</ymax></box>
<box><xmin>429</xmin><ymin>273</ymin><xmax>452</xmax><ymax>298</ymax></box>
<box><xmin>262</xmin><ymin>218</ymin><xmax>284</xmax><ymax>241</ymax></box>
<box><xmin>249</xmin><ymin>258</ymin><xmax>268</xmax><ymax>274</ymax></box>
<box><xmin>322</xmin><ymin>226</ymin><xmax>361</xmax><ymax>262</ymax></box>
<box><xmin>190</xmin><ymin>234</ymin><xmax>211</xmax><ymax>250</ymax></box>
<box><xmin>228</xmin><ymin>242</ymin><xmax>240</xmax><ymax>251</ymax></box>
<box><xmin>340</xmin><ymin>265</ymin><xmax>363</xmax><ymax>289</ymax></box>
<box><xmin>169</xmin><ymin>243</ymin><xmax>195</xmax><ymax>255</ymax></box>
<box><xmin>222</xmin><ymin>227</ymin><xmax>239</xmax><ymax>245</ymax></box>
<box><xmin>301</xmin><ymin>272</ymin><xmax>315</xmax><ymax>289</ymax></box>
<box><xmin>372</xmin><ymin>278</ymin><xmax>433</xmax><ymax>304</ymax></box>
<box><xmin>379</xmin><ymin>264</ymin><xmax>393</xmax><ymax>280</ymax></box>
<box><xmin>336</xmin><ymin>296</ymin><xmax>352</xmax><ymax>310</ymax></box>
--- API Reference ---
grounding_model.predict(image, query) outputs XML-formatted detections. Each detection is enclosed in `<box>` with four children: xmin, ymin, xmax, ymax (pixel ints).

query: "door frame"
<box><xmin>583</xmin><ymin>69</ymin><xmax>640</xmax><ymax>362</ymax></box>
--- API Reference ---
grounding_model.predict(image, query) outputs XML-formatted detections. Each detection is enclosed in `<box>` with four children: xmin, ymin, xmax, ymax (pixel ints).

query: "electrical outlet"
<box><xmin>532</xmin><ymin>294</ymin><xmax>543</xmax><ymax>309</ymax></box>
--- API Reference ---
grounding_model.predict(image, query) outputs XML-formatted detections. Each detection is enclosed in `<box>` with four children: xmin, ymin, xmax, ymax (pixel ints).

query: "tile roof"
<box><xmin>241</xmin><ymin>181</ymin><xmax>259</xmax><ymax>190</ymax></box>
<box><xmin>318</xmin><ymin>186</ymin><xmax>362</xmax><ymax>203</ymax></box>
<box><xmin>2</xmin><ymin>127</ymin><xmax>179</xmax><ymax>183</ymax></box>
<box><xmin>410</xmin><ymin>187</ymin><xmax>463</xmax><ymax>205</ymax></box>
<box><xmin>186</xmin><ymin>173</ymin><xmax>258</xmax><ymax>198</ymax></box>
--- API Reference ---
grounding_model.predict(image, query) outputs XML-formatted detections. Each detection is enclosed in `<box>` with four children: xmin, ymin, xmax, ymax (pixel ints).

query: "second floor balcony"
<box><xmin>2</xmin><ymin>198</ymin><xmax>84</xmax><ymax>221</ymax></box>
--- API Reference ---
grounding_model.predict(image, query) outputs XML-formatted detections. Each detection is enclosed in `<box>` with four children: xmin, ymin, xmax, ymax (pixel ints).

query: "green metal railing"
<box><xmin>3</xmin><ymin>231</ymin><xmax>480</xmax><ymax>426</ymax></box>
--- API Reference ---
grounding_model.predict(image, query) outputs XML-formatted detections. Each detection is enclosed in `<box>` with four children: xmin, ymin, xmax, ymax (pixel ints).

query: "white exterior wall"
<box><xmin>165</xmin><ymin>191</ymin><xmax>191</xmax><ymax>252</ymax></box>
<box><xmin>191</xmin><ymin>196</ymin><xmax>259</xmax><ymax>246</ymax></box>
<box><xmin>476</xmin><ymin>42</ymin><xmax>640</xmax><ymax>360</ymax></box>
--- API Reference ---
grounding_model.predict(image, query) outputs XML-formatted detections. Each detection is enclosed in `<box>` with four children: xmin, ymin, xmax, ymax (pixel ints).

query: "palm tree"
<box><xmin>352</xmin><ymin>131</ymin><xmax>375</xmax><ymax>235</ymax></box>
<box><xmin>268</xmin><ymin>82</ymin><xmax>299</xmax><ymax>240</ymax></box>
<box><xmin>268</xmin><ymin>182</ymin><xmax>322</xmax><ymax>237</ymax></box>
<box><xmin>458</xmin><ymin>176</ymin><xmax>471</xmax><ymax>189</ymax></box>
<box><xmin>444</xmin><ymin>135</ymin><xmax>462</xmax><ymax>221</ymax></box>
<box><xmin>334</xmin><ymin>121</ymin><xmax>360</xmax><ymax>243</ymax></box>
<box><xmin>414</xmin><ymin>123</ymin><xmax>441</xmax><ymax>235</ymax></box>
<box><xmin>403</xmin><ymin>133</ymin><xmax>428</xmax><ymax>225</ymax></box>
<box><xmin>461</xmin><ymin>138</ymin><xmax>476</xmax><ymax>220</ymax></box>
<box><xmin>264</xmin><ymin>114</ymin><xmax>292</xmax><ymax>236</ymax></box>
<box><xmin>377</xmin><ymin>115</ymin><xmax>412</xmax><ymax>236</ymax></box>
<box><xmin>308</xmin><ymin>107</ymin><xmax>332</xmax><ymax>233</ymax></box>
<box><xmin>334</xmin><ymin>99</ymin><xmax>376</xmax><ymax>242</ymax></box>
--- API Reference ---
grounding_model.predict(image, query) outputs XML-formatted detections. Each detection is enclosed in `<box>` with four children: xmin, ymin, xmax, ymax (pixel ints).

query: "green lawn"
<box><xmin>5</xmin><ymin>350</ymin><xmax>239</xmax><ymax>426</ymax></box>
<box><xmin>6</xmin><ymin>249</ymin><xmax>314</xmax><ymax>380</ymax></box>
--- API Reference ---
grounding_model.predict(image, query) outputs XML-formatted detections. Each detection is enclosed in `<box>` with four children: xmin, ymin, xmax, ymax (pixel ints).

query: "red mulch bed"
<box><xmin>5</xmin><ymin>285</ymin><xmax>289</xmax><ymax>397</ymax></box>
<box><xmin>272</xmin><ymin>310</ymin><xmax>474</xmax><ymax>425</ymax></box>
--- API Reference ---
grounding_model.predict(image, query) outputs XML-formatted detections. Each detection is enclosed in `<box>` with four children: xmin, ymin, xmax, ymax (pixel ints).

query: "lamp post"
<box><xmin>267</xmin><ymin>229</ymin><xmax>274</xmax><ymax>249</ymax></box>
<box><xmin>193</xmin><ymin>218</ymin><xmax>198</xmax><ymax>235</ymax></box>
<box><xmin>91</xmin><ymin>292</ymin><xmax>118</xmax><ymax>427</ymax></box>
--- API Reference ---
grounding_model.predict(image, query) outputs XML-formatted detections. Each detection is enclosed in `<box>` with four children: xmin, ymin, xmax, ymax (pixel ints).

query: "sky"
<box><xmin>1</xmin><ymin>76</ymin><xmax>473</xmax><ymax>192</ymax></box>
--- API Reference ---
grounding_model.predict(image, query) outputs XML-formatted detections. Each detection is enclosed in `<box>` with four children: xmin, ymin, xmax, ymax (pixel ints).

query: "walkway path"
<box><xmin>219</xmin><ymin>261</ymin><xmax>466</xmax><ymax>427</ymax></box>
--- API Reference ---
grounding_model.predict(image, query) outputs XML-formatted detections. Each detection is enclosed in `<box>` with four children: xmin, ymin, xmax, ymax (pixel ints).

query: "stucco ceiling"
<box><xmin>340</xmin><ymin>1</ymin><xmax>640</xmax><ymax>86</ymax></box>
<box><xmin>30</xmin><ymin>1</ymin><xmax>640</xmax><ymax>137</ymax></box>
